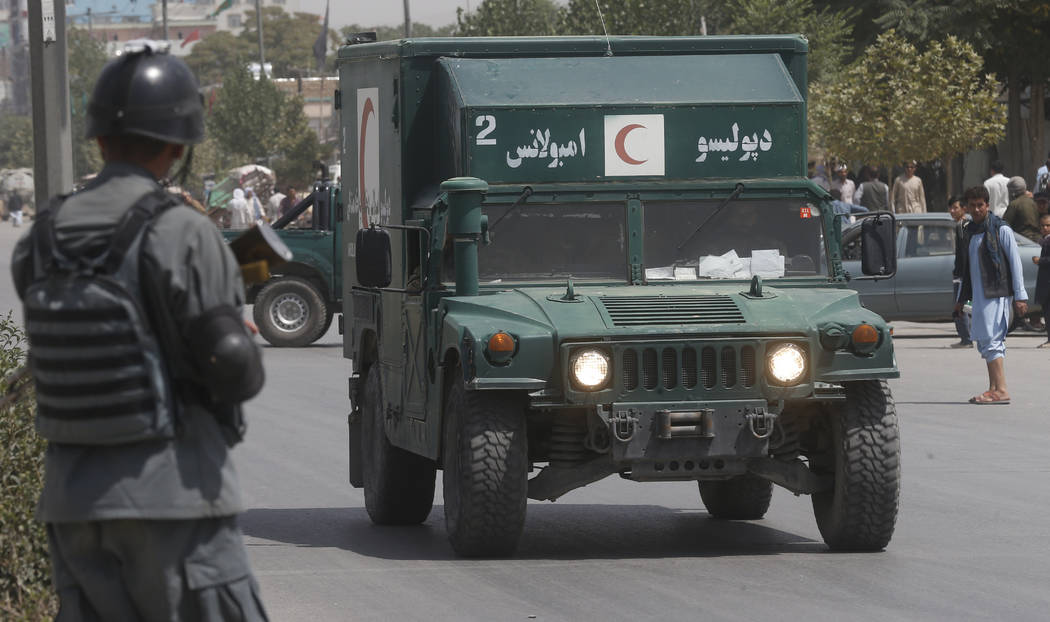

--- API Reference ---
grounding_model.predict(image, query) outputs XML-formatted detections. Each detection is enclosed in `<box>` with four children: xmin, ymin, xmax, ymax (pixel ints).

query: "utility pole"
<box><xmin>403</xmin><ymin>0</ymin><xmax>411</xmax><ymax>37</ymax></box>
<box><xmin>162</xmin><ymin>0</ymin><xmax>169</xmax><ymax>41</ymax></box>
<box><xmin>255</xmin><ymin>0</ymin><xmax>266</xmax><ymax>77</ymax></box>
<box><xmin>28</xmin><ymin>0</ymin><xmax>74</xmax><ymax>208</ymax></box>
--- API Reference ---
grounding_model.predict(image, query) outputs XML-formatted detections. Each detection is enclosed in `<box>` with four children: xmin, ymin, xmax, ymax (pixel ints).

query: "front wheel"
<box><xmin>361</xmin><ymin>366</ymin><xmax>436</xmax><ymax>525</ymax></box>
<box><xmin>442</xmin><ymin>368</ymin><xmax>528</xmax><ymax>557</ymax></box>
<box><xmin>253</xmin><ymin>277</ymin><xmax>328</xmax><ymax>347</ymax></box>
<box><xmin>811</xmin><ymin>379</ymin><xmax>900</xmax><ymax>551</ymax></box>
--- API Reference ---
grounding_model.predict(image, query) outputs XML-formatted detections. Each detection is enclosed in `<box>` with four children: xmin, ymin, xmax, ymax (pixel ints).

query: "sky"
<box><xmin>299</xmin><ymin>0</ymin><xmax>567</xmax><ymax>29</ymax></box>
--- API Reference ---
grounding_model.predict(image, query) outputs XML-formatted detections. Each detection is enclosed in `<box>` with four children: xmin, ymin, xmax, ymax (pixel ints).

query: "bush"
<box><xmin>0</xmin><ymin>312</ymin><xmax>55</xmax><ymax>620</ymax></box>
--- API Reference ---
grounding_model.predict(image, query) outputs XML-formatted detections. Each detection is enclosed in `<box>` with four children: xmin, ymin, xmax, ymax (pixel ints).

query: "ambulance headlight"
<box><xmin>570</xmin><ymin>348</ymin><xmax>611</xmax><ymax>391</ymax></box>
<box><xmin>767</xmin><ymin>343</ymin><xmax>807</xmax><ymax>385</ymax></box>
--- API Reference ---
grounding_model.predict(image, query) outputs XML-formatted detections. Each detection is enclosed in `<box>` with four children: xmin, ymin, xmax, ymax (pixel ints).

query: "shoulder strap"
<box><xmin>30</xmin><ymin>194</ymin><xmax>71</xmax><ymax>278</ymax></box>
<box><xmin>102</xmin><ymin>189</ymin><xmax>179</xmax><ymax>274</ymax></box>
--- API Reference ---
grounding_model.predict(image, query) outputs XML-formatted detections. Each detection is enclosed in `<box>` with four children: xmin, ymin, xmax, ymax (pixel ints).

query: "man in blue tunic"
<box><xmin>954</xmin><ymin>186</ymin><xmax>1028</xmax><ymax>405</ymax></box>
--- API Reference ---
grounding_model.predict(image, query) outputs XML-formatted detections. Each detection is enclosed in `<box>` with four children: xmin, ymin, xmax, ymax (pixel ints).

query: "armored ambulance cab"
<box><xmin>340</xmin><ymin>36</ymin><xmax>901</xmax><ymax>557</ymax></box>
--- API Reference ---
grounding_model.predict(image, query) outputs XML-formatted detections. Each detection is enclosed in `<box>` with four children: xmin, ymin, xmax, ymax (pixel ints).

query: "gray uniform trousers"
<box><xmin>48</xmin><ymin>517</ymin><xmax>267</xmax><ymax>622</ymax></box>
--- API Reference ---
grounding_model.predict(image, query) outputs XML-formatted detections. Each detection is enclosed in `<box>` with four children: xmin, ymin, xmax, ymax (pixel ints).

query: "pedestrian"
<box><xmin>228</xmin><ymin>187</ymin><xmax>253</xmax><ymax>229</ymax></box>
<box><xmin>267</xmin><ymin>186</ymin><xmax>285</xmax><ymax>222</ymax></box>
<box><xmin>954</xmin><ymin>185</ymin><xmax>1028</xmax><ymax>405</ymax></box>
<box><xmin>1033</xmin><ymin>213</ymin><xmax>1050</xmax><ymax>348</ymax></box>
<box><xmin>245</xmin><ymin>187</ymin><xmax>264</xmax><ymax>224</ymax></box>
<box><xmin>949</xmin><ymin>195</ymin><xmax>973</xmax><ymax>348</ymax></box>
<box><xmin>984</xmin><ymin>160</ymin><xmax>1010</xmax><ymax>217</ymax></box>
<box><xmin>890</xmin><ymin>160</ymin><xmax>926</xmax><ymax>213</ymax></box>
<box><xmin>855</xmin><ymin>166</ymin><xmax>890</xmax><ymax>212</ymax></box>
<box><xmin>1034</xmin><ymin>152</ymin><xmax>1049</xmax><ymax>195</ymax></box>
<box><xmin>1035</xmin><ymin>192</ymin><xmax>1050</xmax><ymax>218</ymax></box>
<box><xmin>279</xmin><ymin>186</ymin><xmax>298</xmax><ymax>218</ymax></box>
<box><xmin>830</xmin><ymin>163</ymin><xmax>856</xmax><ymax>204</ymax></box>
<box><xmin>9</xmin><ymin>43</ymin><xmax>269</xmax><ymax>620</ymax></box>
<box><xmin>828</xmin><ymin>187</ymin><xmax>868</xmax><ymax>221</ymax></box>
<box><xmin>8</xmin><ymin>191</ymin><xmax>24</xmax><ymax>227</ymax></box>
<box><xmin>1003</xmin><ymin>176</ymin><xmax>1041</xmax><ymax>243</ymax></box>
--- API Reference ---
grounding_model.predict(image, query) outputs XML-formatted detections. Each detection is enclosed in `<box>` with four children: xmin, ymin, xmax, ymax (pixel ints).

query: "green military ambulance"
<box><xmin>339</xmin><ymin>35</ymin><xmax>901</xmax><ymax>557</ymax></box>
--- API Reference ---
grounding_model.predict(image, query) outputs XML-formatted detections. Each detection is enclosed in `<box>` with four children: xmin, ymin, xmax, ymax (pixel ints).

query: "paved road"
<box><xmin>2</xmin><ymin>221</ymin><xmax>1049</xmax><ymax>621</ymax></box>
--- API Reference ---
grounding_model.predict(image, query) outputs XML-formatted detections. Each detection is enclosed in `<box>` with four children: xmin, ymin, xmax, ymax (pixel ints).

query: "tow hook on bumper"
<box><xmin>610</xmin><ymin>410</ymin><xmax>639</xmax><ymax>442</ymax></box>
<box><xmin>746</xmin><ymin>408</ymin><xmax>776</xmax><ymax>439</ymax></box>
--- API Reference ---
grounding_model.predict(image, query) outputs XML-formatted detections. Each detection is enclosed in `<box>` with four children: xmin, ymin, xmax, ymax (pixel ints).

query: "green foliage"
<box><xmin>561</xmin><ymin>0</ymin><xmax>718</xmax><ymax>36</ymax></box>
<box><xmin>0</xmin><ymin>115</ymin><xmax>33</xmax><ymax>169</ymax></box>
<box><xmin>66</xmin><ymin>28</ymin><xmax>107</xmax><ymax>178</ymax></box>
<box><xmin>185</xmin><ymin>31</ymin><xmax>253</xmax><ymax>86</ymax></box>
<box><xmin>240</xmin><ymin>7</ymin><xmax>335</xmax><ymax>77</ymax></box>
<box><xmin>722</xmin><ymin>0</ymin><xmax>859</xmax><ymax>83</ymax></box>
<box><xmin>456</xmin><ymin>0</ymin><xmax>565</xmax><ymax>36</ymax></box>
<box><xmin>810</xmin><ymin>31</ymin><xmax>1005</xmax><ymax>166</ymax></box>
<box><xmin>0</xmin><ymin>313</ymin><xmax>55</xmax><ymax>621</ymax></box>
<box><xmin>207</xmin><ymin>64</ymin><xmax>330</xmax><ymax>188</ymax></box>
<box><xmin>340</xmin><ymin>22</ymin><xmax>457</xmax><ymax>42</ymax></box>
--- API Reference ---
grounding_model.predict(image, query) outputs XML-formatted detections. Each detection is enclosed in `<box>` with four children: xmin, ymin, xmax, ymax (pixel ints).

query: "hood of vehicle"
<box><xmin>442</xmin><ymin>282</ymin><xmax>884</xmax><ymax>340</ymax></box>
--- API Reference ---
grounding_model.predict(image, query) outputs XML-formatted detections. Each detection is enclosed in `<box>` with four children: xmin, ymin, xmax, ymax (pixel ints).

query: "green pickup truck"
<box><xmin>223</xmin><ymin>180</ymin><xmax>342</xmax><ymax>347</ymax></box>
<box><xmin>340</xmin><ymin>35</ymin><xmax>901</xmax><ymax>557</ymax></box>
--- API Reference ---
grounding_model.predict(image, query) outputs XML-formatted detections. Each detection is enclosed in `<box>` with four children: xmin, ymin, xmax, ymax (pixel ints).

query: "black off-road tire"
<box><xmin>442</xmin><ymin>369</ymin><xmax>528</xmax><ymax>557</ymax></box>
<box><xmin>812</xmin><ymin>379</ymin><xmax>900</xmax><ymax>551</ymax></box>
<box><xmin>361</xmin><ymin>366</ymin><xmax>436</xmax><ymax>525</ymax></box>
<box><xmin>698</xmin><ymin>475</ymin><xmax>773</xmax><ymax>520</ymax></box>
<box><xmin>253</xmin><ymin>277</ymin><xmax>328</xmax><ymax>347</ymax></box>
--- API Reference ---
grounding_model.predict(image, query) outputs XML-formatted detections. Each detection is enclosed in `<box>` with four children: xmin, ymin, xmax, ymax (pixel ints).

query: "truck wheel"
<box><xmin>361</xmin><ymin>366</ymin><xmax>436</xmax><ymax>525</ymax></box>
<box><xmin>812</xmin><ymin>379</ymin><xmax>900</xmax><ymax>551</ymax></box>
<box><xmin>698</xmin><ymin>475</ymin><xmax>773</xmax><ymax>520</ymax></box>
<box><xmin>442</xmin><ymin>369</ymin><xmax>528</xmax><ymax>557</ymax></box>
<box><xmin>253</xmin><ymin>277</ymin><xmax>328</xmax><ymax>347</ymax></box>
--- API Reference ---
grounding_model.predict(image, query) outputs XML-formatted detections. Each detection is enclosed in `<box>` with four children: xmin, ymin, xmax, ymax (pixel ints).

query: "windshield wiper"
<box><xmin>675</xmin><ymin>183</ymin><xmax>746</xmax><ymax>251</ymax></box>
<box><xmin>488</xmin><ymin>186</ymin><xmax>533</xmax><ymax>232</ymax></box>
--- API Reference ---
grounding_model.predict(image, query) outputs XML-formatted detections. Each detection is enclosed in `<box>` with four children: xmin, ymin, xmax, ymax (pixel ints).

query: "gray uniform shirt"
<box><xmin>11</xmin><ymin>162</ymin><xmax>247</xmax><ymax>522</ymax></box>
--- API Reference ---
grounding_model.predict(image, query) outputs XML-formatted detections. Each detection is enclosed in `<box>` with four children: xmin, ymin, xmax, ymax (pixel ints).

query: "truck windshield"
<box><xmin>644</xmin><ymin>199</ymin><xmax>826</xmax><ymax>279</ymax></box>
<box><xmin>478</xmin><ymin>202</ymin><xmax>626</xmax><ymax>281</ymax></box>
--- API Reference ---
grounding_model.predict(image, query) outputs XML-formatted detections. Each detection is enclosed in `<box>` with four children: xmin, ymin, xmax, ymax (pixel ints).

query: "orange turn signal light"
<box><xmin>852</xmin><ymin>324</ymin><xmax>879</xmax><ymax>345</ymax></box>
<box><xmin>488</xmin><ymin>331</ymin><xmax>516</xmax><ymax>353</ymax></box>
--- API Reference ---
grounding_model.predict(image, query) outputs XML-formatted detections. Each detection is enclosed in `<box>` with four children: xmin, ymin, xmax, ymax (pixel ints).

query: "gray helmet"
<box><xmin>86</xmin><ymin>41</ymin><xmax>204</xmax><ymax>144</ymax></box>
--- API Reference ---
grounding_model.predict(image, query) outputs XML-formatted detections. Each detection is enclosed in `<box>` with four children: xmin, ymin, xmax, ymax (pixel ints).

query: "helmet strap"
<box><xmin>164</xmin><ymin>145</ymin><xmax>195</xmax><ymax>188</ymax></box>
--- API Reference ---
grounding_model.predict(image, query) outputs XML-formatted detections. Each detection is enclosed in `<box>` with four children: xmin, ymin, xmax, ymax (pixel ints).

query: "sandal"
<box><xmin>970</xmin><ymin>391</ymin><xmax>1010</xmax><ymax>405</ymax></box>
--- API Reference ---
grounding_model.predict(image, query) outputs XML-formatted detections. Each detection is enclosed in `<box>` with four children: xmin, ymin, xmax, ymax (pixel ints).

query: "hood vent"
<box><xmin>598</xmin><ymin>295</ymin><xmax>745</xmax><ymax>327</ymax></box>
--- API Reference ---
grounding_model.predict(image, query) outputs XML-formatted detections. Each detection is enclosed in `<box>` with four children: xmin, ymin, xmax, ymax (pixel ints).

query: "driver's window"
<box><xmin>904</xmin><ymin>224</ymin><xmax>954</xmax><ymax>258</ymax></box>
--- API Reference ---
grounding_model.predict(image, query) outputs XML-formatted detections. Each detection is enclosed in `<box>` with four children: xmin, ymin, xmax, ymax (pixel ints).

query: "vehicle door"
<box><xmin>894</xmin><ymin>220</ymin><xmax>957</xmax><ymax>319</ymax></box>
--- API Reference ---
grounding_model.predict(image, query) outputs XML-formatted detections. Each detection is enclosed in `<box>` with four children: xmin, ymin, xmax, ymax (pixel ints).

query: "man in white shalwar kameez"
<box><xmin>954</xmin><ymin>186</ymin><xmax>1028</xmax><ymax>405</ymax></box>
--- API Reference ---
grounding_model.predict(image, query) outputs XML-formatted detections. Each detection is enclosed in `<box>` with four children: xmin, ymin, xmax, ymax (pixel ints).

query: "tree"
<box><xmin>456</xmin><ymin>0</ymin><xmax>565</xmax><ymax>36</ymax></box>
<box><xmin>185</xmin><ymin>31</ymin><xmax>252</xmax><ymax>86</ymax></box>
<box><xmin>207</xmin><ymin>64</ymin><xmax>329</xmax><ymax>187</ymax></box>
<box><xmin>562</xmin><ymin>0</ymin><xmax>719</xmax><ymax>36</ymax></box>
<box><xmin>341</xmin><ymin>22</ymin><xmax>457</xmax><ymax>42</ymax></box>
<box><xmin>873</xmin><ymin>0</ymin><xmax>1050</xmax><ymax>181</ymax></box>
<box><xmin>0</xmin><ymin>114</ymin><xmax>34</xmax><ymax>169</ymax></box>
<box><xmin>810</xmin><ymin>32</ymin><xmax>1005</xmax><ymax>172</ymax></box>
<box><xmin>722</xmin><ymin>0</ymin><xmax>858</xmax><ymax>83</ymax></box>
<box><xmin>240</xmin><ymin>7</ymin><xmax>334</xmax><ymax>78</ymax></box>
<box><xmin>66</xmin><ymin>28</ymin><xmax>108</xmax><ymax>178</ymax></box>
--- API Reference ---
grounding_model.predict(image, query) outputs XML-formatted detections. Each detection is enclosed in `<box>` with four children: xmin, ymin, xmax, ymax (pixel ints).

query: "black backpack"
<box><xmin>23</xmin><ymin>190</ymin><xmax>179</xmax><ymax>445</ymax></box>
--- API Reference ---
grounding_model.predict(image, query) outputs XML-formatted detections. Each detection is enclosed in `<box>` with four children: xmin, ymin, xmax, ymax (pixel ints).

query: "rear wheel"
<box><xmin>811</xmin><ymin>380</ymin><xmax>900</xmax><ymax>551</ymax></box>
<box><xmin>442</xmin><ymin>368</ymin><xmax>528</xmax><ymax>557</ymax></box>
<box><xmin>254</xmin><ymin>277</ymin><xmax>328</xmax><ymax>347</ymax></box>
<box><xmin>698</xmin><ymin>475</ymin><xmax>773</xmax><ymax>520</ymax></box>
<box><xmin>361</xmin><ymin>366</ymin><xmax>436</xmax><ymax>525</ymax></box>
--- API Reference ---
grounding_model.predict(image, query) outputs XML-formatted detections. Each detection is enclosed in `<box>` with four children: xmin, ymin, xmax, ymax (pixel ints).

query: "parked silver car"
<box><xmin>841</xmin><ymin>213</ymin><xmax>1041</xmax><ymax>322</ymax></box>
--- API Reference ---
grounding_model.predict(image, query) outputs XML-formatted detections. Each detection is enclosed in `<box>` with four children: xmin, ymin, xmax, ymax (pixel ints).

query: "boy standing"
<box><xmin>1034</xmin><ymin>213</ymin><xmax>1050</xmax><ymax>348</ymax></box>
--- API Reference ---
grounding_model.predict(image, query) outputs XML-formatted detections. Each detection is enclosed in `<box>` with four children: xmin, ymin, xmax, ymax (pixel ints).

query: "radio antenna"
<box><xmin>593</xmin><ymin>0</ymin><xmax>613</xmax><ymax>56</ymax></box>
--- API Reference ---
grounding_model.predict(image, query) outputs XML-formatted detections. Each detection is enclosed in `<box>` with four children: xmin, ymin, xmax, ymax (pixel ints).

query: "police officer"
<box><xmin>10</xmin><ymin>42</ymin><xmax>269</xmax><ymax>620</ymax></box>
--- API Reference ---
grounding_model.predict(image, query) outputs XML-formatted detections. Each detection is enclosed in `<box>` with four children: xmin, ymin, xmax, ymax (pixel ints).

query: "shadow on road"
<box><xmin>239</xmin><ymin>504</ymin><xmax>823</xmax><ymax>561</ymax></box>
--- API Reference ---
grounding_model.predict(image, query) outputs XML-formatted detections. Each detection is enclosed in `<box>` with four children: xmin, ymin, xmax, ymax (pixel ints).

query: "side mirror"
<box><xmin>859</xmin><ymin>212</ymin><xmax>897</xmax><ymax>278</ymax></box>
<box><xmin>356</xmin><ymin>226</ymin><xmax>391</xmax><ymax>288</ymax></box>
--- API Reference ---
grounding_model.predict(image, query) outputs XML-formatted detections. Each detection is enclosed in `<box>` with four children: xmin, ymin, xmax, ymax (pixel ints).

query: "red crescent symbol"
<box><xmin>358</xmin><ymin>97</ymin><xmax>375</xmax><ymax>226</ymax></box>
<box><xmin>615</xmin><ymin>123</ymin><xmax>647</xmax><ymax>165</ymax></box>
